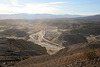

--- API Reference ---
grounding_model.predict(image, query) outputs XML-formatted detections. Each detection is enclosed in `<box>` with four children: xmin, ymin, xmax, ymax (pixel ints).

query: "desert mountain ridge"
<box><xmin>0</xmin><ymin>14</ymin><xmax>87</xmax><ymax>20</ymax></box>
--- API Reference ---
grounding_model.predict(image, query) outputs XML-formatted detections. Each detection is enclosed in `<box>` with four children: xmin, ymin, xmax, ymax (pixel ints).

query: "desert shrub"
<box><xmin>84</xmin><ymin>50</ymin><xmax>97</xmax><ymax>60</ymax></box>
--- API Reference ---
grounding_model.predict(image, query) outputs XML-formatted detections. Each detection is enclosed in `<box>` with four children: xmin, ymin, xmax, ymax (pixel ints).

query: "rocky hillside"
<box><xmin>0</xmin><ymin>29</ymin><xmax>28</xmax><ymax>37</ymax></box>
<box><xmin>0</xmin><ymin>38</ymin><xmax>48</xmax><ymax>56</ymax></box>
<box><xmin>58</xmin><ymin>33</ymin><xmax>88</xmax><ymax>46</ymax></box>
<box><xmin>71</xmin><ymin>24</ymin><xmax>100</xmax><ymax>35</ymax></box>
<box><xmin>14</xmin><ymin>42</ymin><xmax>100</xmax><ymax>67</ymax></box>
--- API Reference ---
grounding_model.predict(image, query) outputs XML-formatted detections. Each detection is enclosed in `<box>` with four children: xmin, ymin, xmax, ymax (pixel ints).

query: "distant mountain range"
<box><xmin>0</xmin><ymin>14</ymin><xmax>85</xmax><ymax>20</ymax></box>
<box><xmin>0</xmin><ymin>14</ymin><xmax>100</xmax><ymax>20</ymax></box>
<box><xmin>82</xmin><ymin>14</ymin><xmax>100</xmax><ymax>20</ymax></box>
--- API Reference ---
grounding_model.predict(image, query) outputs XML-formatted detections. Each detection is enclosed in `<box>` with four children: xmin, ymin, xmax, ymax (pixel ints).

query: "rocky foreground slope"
<box><xmin>14</xmin><ymin>42</ymin><xmax>100</xmax><ymax>67</ymax></box>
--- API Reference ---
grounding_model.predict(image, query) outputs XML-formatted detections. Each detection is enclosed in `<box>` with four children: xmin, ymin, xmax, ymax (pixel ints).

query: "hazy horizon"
<box><xmin>0</xmin><ymin>0</ymin><xmax>100</xmax><ymax>15</ymax></box>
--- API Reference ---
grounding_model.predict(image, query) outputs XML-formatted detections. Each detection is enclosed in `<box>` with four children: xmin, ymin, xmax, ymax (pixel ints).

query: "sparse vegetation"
<box><xmin>0</xmin><ymin>29</ymin><xmax>28</xmax><ymax>37</ymax></box>
<box><xmin>58</xmin><ymin>33</ymin><xmax>88</xmax><ymax>46</ymax></box>
<box><xmin>83</xmin><ymin>50</ymin><xmax>97</xmax><ymax>60</ymax></box>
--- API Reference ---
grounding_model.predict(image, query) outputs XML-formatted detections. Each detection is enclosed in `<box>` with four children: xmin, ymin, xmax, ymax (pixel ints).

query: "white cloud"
<box><xmin>22</xmin><ymin>3</ymin><xmax>63</xmax><ymax>14</ymax></box>
<box><xmin>0</xmin><ymin>1</ymin><xmax>66</xmax><ymax>14</ymax></box>
<box><xmin>47</xmin><ymin>2</ymin><xmax>67</xmax><ymax>5</ymax></box>
<box><xmin>10</xmin><ymin>0</ymin><xmax>19</xmax><ymax>6</ymax></box>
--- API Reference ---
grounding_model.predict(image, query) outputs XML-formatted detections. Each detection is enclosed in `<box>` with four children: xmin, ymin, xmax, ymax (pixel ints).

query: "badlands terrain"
<box><xmin>0</xmin><ymin>15</ymin><xmax>100</xmax><ymax>67</ymax></box>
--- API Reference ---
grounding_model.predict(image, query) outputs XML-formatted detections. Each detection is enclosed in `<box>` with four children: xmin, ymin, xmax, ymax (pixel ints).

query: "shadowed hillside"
<box><xmin>0</xmin><ymin>29</ymin><xmax>28</xmax><ymax>37</ymax></box>
<box><xmin>14</xmin><ymin>42</ymin><xmax>100</xmax><ymax>67</ymax></box>
<box><xmin>7</xmin><ymin>39</ymin><xmax>48</xmax><ymax>55</ymax></box>
<box><xmin>58</xmin><ymin>33</ymin><xmax>88</xmax><ymax>46</ymax></box>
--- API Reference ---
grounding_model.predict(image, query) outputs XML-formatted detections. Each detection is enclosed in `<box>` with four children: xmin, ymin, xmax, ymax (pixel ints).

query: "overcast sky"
<box><xmin>0</xmin><ymin>0</ymin><xmax>100</xmax><ymax>15</ymax></box>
